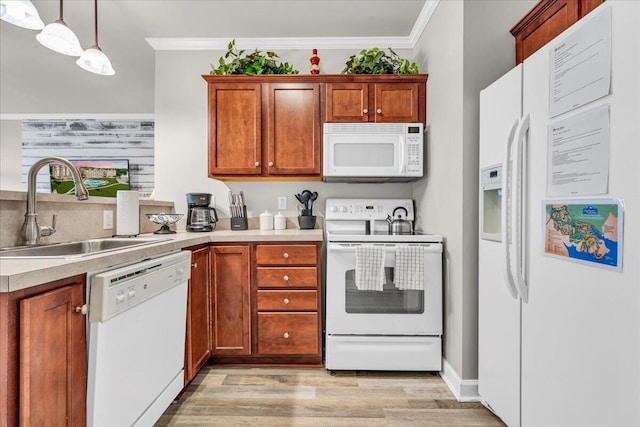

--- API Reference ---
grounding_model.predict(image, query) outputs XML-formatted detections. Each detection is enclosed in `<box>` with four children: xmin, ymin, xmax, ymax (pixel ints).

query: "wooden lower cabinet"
<box><xmin>184</xmin><ymin>246</ymin><xmax>211</xmax><ymax>385</ymax></box>
<box><xmin>210</xmin><ymin>245</ymin><xmax>252</xmax><ymax>356</ymax></box>
<box><xmin>255</xmin><ymin>243</ymin><xmax>322</xmax><ymax>364</ymax></box>
<box><xmin>257</xmin><ymin>313</ymin><xmax>319</xmax><ymax>355</ymax></box>
<box><xmin>0</xmin><ymin>275</ymin><xmax>87</xmax><ymax>427</ymax></box>
<box><xmin>183</xmin><ymin>241</ymin><xmax>321</xmax><ymax>379</ymax></box>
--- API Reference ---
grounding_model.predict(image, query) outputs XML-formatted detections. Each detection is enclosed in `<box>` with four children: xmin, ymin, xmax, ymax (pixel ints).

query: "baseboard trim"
<box><xmin>440</xmin><ymin>358</ymin><xmax>480</xmax><ymax>402</ymax></box>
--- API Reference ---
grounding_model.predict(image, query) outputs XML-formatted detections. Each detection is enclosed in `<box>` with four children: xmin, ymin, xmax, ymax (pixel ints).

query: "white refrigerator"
<box><xmin>478</xmin><ymin>2</ymin><xmax>639</xmax><ymax>427</ymax></box>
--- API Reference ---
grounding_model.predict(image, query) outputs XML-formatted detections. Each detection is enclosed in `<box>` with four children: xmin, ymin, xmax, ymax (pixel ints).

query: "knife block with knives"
<box><xmin>229</xmin><ymin>191</ymin><xmax>248</xmax><ymax>230</ymax></box>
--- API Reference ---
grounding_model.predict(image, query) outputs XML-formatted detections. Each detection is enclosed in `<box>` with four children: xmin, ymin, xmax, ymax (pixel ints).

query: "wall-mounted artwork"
<box><xmin>22</xmin><ymin>119</ymin><xmax>154</xmax><ymax>198</ymax></box>
<box><xmin>50</xmin><ymin>159</ymin><xmax>130</xmax><ymax>197</ymax></box>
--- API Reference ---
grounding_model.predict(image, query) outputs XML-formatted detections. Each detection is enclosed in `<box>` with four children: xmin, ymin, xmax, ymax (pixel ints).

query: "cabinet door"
<box><xmin>266</xmin><ymin>83</ymin><xmax>321</xmax><ymax>175</ymax></box>
<box><xmin>374</xmin><ymin>83</ymin><xmax>419</xmax><ymax>122</ymax></box>
<box><xmin>208</xmin><ymin>83</ymin><xmax>262</xmax><ymax>176</ymax></box>
<box><xmin>325</xmin><ymin>83</ymin><xmax>369</xmax><ymax>122</ymax></box>
<box><xmin>20</xmin><ymin>282</ymin><xmax>86</xmax><ymax>427</ymax></box>
<box><xmin>510</xmin><ymin>0</ymin><xmax>589</xmax><ymax>64</ymax></box>
<box><xmin>210</xmin><ymin>246</ymin><xmax>251</xmax><ymax>355</ymax></box>
<box><xmin>185</xmin><ymin>247</ymin><xmax>210</xmax><ymax>384</ymax></box>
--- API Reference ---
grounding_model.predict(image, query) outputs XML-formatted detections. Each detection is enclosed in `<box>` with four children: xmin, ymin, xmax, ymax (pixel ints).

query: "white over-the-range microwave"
<box><xmin>322</xmin><ymin>122</ymin><xmax>424</xmax><ymax>182</ymax></box>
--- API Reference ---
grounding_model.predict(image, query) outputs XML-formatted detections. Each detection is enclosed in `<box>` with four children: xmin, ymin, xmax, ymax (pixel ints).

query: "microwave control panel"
<box><xmin>405</xmin><ymin>125</ymin><xmax>423</xmax><ymax>175</ymax></box>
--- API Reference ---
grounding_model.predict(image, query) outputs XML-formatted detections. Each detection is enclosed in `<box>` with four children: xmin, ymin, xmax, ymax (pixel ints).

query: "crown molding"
<box><xmin>146</xmin><ymin>36</ymin><xmax>414</xmax><ymax>51</ymax></box>
<box><xmin>409</xmin><ymin>0</ymin><xmax>440</xmax><ymax>45</ymax></box>
<box><xmin>146</xmin><ymin>0</ymin><xmax>439</xmax><ymax>51</ymax></box>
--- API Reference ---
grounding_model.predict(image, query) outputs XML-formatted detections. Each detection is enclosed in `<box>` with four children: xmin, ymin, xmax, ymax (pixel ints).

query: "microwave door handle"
<box><xmin>399</xmin><ymin>140</ymin><xmax>405</xmax><ymax>173</ymax></box>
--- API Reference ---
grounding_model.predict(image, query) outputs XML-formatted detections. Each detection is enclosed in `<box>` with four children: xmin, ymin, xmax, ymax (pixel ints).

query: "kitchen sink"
<box><xmin>0</xmin><ymin>238</ymin><xmax>171</xmax><ymax>259</ymax></box>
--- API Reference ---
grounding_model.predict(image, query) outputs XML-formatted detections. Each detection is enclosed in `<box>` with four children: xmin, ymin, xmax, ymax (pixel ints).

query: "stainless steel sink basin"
<box><xmin>0</xmin><ymin>238</ymin><xmax>171</xmax><ymax>259</ymax></box>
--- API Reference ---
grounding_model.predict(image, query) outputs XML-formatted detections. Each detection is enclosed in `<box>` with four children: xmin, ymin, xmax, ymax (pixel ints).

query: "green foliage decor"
<box><xmin>210</xmin><ymin>39</ymin><xmax>299</xmax><ymax>75</ymax></box>
<box><xmin>342</xmin><ymin>47</ymin><xmax>419</xmax><ymax>75</ymax></box>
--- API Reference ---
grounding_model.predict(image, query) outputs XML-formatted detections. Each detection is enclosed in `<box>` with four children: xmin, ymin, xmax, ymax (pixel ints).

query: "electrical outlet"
<box><xmin>277</xmin><ymin>196</ymin><xmax>287</xmax><ymax>210</ymax></box>
<box><xmin>103</xmin><ymin>210</ymin><xmax>113</xmax><ymax>229</ymax></box>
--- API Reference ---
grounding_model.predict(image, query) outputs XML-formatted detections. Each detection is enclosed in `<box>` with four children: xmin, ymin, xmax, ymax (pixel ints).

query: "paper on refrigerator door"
<box><xmin>549</xmin><ymin>6</ymin><xmax>611</xmax><ymax>117</ymax></box>
<box><xmin>547</xmin><ymin>104</ymin><xmax>610</xmax><ymax>197</ymax></box>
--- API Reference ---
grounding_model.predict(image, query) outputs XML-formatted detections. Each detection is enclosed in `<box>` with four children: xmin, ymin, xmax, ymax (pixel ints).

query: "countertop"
<box><xmin>0</xmin><ymin>228</ymin><xmax>323</xmax><ymax>293</ymax></box>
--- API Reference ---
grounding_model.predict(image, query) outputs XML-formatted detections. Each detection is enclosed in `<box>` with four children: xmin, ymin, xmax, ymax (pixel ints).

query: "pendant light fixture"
<box><xmin>36</xmin><ymin>0</ymin><xmax>83</xmax><ymax>56</ymax></box>
<box><xmin>76</xmin><ymin>0</ymin><xmax>114</xmax><ymax>75</ymax></box>
<box><xmin>0</xmin><ymin>0</ymin><xmax>44</xmax><ymax>30</ymax></box>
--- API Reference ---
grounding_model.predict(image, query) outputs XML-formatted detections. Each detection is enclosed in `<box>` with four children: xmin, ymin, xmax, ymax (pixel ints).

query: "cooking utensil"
<box><xmin>309</xmin><ymin>191</ymin><xmax>318</xmax><ymax>213</ymax></box>
<box><xmin>386</xmin><ymin>207</ymin><xmax>413</xmax><ymax>235</ymax></box>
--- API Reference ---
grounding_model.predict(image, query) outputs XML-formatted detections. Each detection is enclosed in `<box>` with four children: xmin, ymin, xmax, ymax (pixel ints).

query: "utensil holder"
<box><xmin>298</xmin><ymin>215</ymin><xmax>316</xmax><ymax>229</ymax></box>
<box><xmin>231</xmin><ymin>206</ymin><xmax>248</xmax><ymax>231</ymax></box>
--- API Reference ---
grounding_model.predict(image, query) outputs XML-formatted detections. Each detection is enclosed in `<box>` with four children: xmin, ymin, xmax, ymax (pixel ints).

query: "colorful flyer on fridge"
<box><xmin>543</xmin><ymin>199</ymin><xmax>623</xmax><ymax>271</ymax></box>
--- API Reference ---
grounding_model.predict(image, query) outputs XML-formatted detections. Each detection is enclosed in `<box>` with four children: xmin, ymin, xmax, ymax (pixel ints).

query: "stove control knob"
<box><xmin>339</xmin><ymin>206</ymin><xmax>347</xmax><ymax>213</ymax></box>
<box><xmin>330</xmin><ymin>205</ymin><xmax>338</xmax><ymax>213</ymax></box>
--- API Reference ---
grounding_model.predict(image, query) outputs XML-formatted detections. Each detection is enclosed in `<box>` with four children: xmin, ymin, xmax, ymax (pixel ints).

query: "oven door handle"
<box><xmin>327</xmin><ymin>243</ymin><xmax>441</xmax><ymax>253</ymax></box>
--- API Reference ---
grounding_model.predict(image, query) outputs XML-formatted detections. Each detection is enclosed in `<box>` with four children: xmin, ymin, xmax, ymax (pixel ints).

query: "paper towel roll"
<box><xmin>116</xmin><ymin>190</ymin><xmax>140</xmax><ymax>236</ymax></box>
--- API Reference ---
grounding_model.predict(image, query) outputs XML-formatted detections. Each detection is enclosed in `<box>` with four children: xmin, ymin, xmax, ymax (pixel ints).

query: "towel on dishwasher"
<box><xmin>394</xmin><ymin>246</ymin><xmax>424</xmax><ymax>290</ymax></box>
<box><xmin>355</xmin><ymin>245</ymin><xmax>385</xmax><ymax>291</ymax></box>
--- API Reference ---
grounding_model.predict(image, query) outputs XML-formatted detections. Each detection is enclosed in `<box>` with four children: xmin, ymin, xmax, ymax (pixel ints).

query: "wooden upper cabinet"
<box><xmin>325</xmin><ymin>83</ymin><xmax>369</xmax><ymax>122</ymax></box>
<box><xmin>374</xmin><ymin>83</ymin><xmax>419</xmax><ymax>122</ymax></box>
<box><xmin>326</xmin><ymin>82</ymin><xmax>419</xmax><ymax>123</ymax></box>
<box><xmin>207</xmin><ymin>83</ymin><xmax>262</xmax><ymax>176</ymax></box>
<box><xmin>266</xmin><ymin>83</ymin><xmax>321</xmax><ymax>176</ymax></box>
<box><xmin>19</xmin><ymin>280</ymin><xmax>87</xmax><ymax>427</ymax></box>
<box><xmin>511</xmin><ymin>0</ymin><xmax>604</xmax><ymax>64</ymax></box>
<box><xmin>210</xmin><ymin>245</ymin><xmax>251</xmax><ymax>356</ymax></box>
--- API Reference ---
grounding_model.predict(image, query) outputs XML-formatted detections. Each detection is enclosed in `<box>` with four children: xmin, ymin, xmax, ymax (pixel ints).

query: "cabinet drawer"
<box><xmin>257</xmin><ymin>313</ymin><xmax>319</xmax><ymax>355</ymax></box>
<box><xmin>257</xmin><ymin>290</ymin><xmax>317</xmax><ymax>311</ymax></box>
<box><xmin>256</xmin><ymin>244</ymin><xmax>317</xmax><ymax>265</ymax></box>
<box><xmin>256</xmin><ymin>267</ymin><xmax>317</xmax><ymax>288</ymax></box>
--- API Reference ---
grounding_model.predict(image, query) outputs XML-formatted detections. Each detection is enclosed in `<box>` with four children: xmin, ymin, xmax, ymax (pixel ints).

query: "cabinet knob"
<box><xmin>255</xmin><ymin>161</ymin><xmax>260</xmax><ymax>167</ymax></box>
<box><xmin>191</xmin><ymin>262</ymin><xmax>198</xmax><ymax>269</ymax></box>
<box><xmin>376</xmin><ymin>109</ymin><xmax>382</xmax><ymax>114</ymax></box>
<box><xmin>75</xmin><ymin>304</ymin><xmax>88</xmax><ymax>315</ymax></box>
<box><xmin>283</xmin><ymin>275</ymin><xmax>289</xmax><ymax>282</ymax></box>
<box><xmin>283</xmin><ymin>252</ymin><xmax>289</xmax><ymax>259</ymax></box>
<box><xmin>283</xmin><ymin>332</ymin><xmax>290</xmax><ymax>339</ymax></box>
<box><xmin>363</xmin><ymin>108</ymin><xmax>368</xmax><ymax>114</ymax></box>
<box><xmin>268</xmin><ymin>161</ymin><xmax>274</xmax><ymax>167</ymax></box>
<box><xmin>283</xmin><ymin>298</ymin><xmax>290</xmax><ymax>304</ymax></box>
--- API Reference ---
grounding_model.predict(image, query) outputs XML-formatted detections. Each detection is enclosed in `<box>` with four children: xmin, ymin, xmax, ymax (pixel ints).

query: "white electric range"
<box><xmin>324</xmin><ymin>198</ymin><xmax>443</xmax><ymax>371</ymax></box>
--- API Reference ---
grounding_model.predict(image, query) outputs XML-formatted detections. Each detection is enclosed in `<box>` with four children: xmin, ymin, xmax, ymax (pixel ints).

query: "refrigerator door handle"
<box><xmin>501</xmin><ymin>118</ymin><xmax>520</xmax><ymax>299</ymax></box>
<box><xmin>514</xmin><ymin>114</ymin><xmax>530</xmax><ymax>303</ymax></box>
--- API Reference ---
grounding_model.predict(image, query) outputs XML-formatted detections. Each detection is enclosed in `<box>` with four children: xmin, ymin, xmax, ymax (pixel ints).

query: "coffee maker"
<box><xmin>186</xmin><ymin>193</ymin><xmax>219</xmax><ymax>232</ymax></box>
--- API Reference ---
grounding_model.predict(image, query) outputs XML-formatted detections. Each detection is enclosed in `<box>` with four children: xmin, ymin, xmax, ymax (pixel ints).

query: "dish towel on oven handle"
<box><xmin>394</xmin><ymin>246</ymin><xmax>424</xmax><ymax>290</ymax></box>
<box><xmin>355</xmin><ymin>245</ymin><xmax>385</xmax><ymax>291</ymax></box>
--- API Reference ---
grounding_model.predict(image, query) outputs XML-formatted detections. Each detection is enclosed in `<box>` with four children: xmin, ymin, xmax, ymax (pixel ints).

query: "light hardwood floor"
<box><xmin>156</xmin><ymin>366</ymin><xmax>506</xmax><ymax>426</ymax></box>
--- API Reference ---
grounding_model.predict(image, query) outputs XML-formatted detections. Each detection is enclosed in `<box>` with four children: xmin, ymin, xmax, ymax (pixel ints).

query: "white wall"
<box><xmin>154</xmin><ymin>48</ymin><xmax>414</xmax><ymax>221</ymax></box>
<box><xmin>412</xmin><ymin>0</ymin><xmax>466</xmax><ymax>380</ymax></box>
<box><xmin>0</xmin><ymin>120</ymin><xmax>22</xmax><ymax>191</ymax></box>
<box><xmin>412</xmin><ymin>0</ymin><xmax>536</xmax><ymax>383</ymax></box>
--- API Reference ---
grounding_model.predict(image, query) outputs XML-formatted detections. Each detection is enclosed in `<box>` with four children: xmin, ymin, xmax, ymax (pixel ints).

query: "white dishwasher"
<box><xmin>86</xmin><ymin>250</ymin><xmax>191</xmax><ymax>427</ymax></box>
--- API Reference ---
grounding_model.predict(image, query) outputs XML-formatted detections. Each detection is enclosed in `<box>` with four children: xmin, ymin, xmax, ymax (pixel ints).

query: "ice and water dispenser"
<box><xmin>480</xmin><ymin>165</ymin><xmax>502</xmax><ymax>241</ymax></box>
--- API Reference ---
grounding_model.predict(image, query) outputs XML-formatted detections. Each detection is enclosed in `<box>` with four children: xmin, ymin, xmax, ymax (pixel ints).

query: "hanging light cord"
<box><xmin>58</xmin><ymin>0</ymin><xmax>63</xmax><ymax>22</ymax></box>
<box><xmin>93</xmin><ymin>0</ymin><xmax>99</xmax><ymax>48</ymax></box>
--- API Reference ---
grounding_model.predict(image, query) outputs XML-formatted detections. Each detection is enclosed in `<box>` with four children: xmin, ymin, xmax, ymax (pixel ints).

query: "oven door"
<box><xmin>325</xmin><ymin>242</ymin><xmax>442</xmax><ymax>335</ymax></box>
